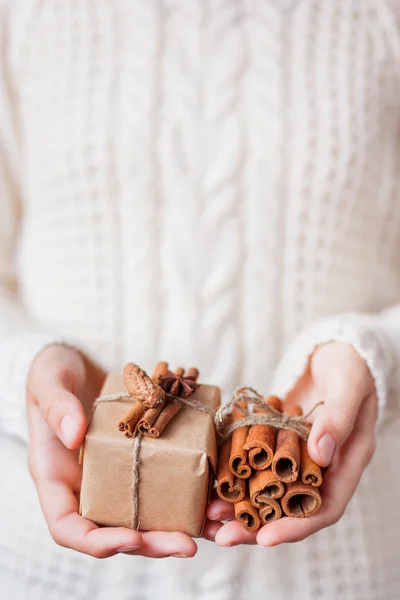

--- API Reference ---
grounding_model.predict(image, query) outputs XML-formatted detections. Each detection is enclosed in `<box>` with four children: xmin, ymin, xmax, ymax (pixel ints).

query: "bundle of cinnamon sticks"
<box><xmin>118</xmin><ymin>362</ymin><xmax>200</xmax><ymax>439</ymax></box>
<box><xmin>217</xmin><ymin>396</ymin><xmax>323</xmax><ymax>531</ymax></box>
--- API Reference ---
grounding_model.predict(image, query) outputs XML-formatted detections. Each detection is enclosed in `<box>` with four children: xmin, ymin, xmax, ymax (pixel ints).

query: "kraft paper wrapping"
<box><xmin>79</xmin><ymin>374</ymin><xmax>220</xmax><ymax>537</ymax></box>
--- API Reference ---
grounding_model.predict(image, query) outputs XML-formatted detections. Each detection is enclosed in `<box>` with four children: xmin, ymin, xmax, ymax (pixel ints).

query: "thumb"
<box><xmin>28</xmin><ymin>346</ymin><xmax>88</xmax><ymax>449</ymax></box>
<box><xmin>306</xmin><ymin>342</ymin><xmax>374</xmax><ymax>468</ymax></box>
<box><xmin>38</xmin><ymin>386</ymin><xmax>87</xmax><ymax>449</ymax></box>
<box><xmin>307</xmin><ymin>387</ymin><xmax>365</xmax><ymax>469</ymax></box>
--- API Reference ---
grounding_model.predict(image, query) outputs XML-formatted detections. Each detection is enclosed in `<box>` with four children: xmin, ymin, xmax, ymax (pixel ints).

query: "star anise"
<box><xmin>158</xmin><ymin>368</ymin><xmax>200</xmax><ymax>398</ymax></box>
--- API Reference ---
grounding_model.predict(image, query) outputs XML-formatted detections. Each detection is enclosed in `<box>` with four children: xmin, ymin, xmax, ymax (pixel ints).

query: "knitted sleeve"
<box><xmin>0</xmin><ymin>4</ymin><xmax>61</xmax><ymax>441</ymax></box>
<box><xmin>271</xmin><ymin>308</ymin><xmax>400</xmax><ymax>428</ymax></box>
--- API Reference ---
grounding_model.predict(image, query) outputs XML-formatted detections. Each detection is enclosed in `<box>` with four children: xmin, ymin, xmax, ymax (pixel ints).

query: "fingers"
<box><xmin>36</xmin><ymin>476</ymin><xmax>143</xmax><ymax>557</ymax></box>
<box><xmin>257</xmin><ymin>396</ymin><xmax>376</xmax><ymax>546</ymax></box>
<box><xmin>27</xmin><ymin>383</ymin><xmax>86</xmax><ymax>450</ymax></box>
<box><xmin>208</xmin><ymin>498</ymin><xmax>257</xmax><ymax>547</ymax></box>
<box><xmin>207</xmin><ymin>498</ymin><xmax>234</xmax><ymax>522</ymax></box>
<box><xmin>31</xmin><ymin>436</ymin><xmax>196</xmax><ymax>559</ymax></box>
<box><xmin>307</xmin><ymin>343</ymin><xmax>376</xmax><ymax>467</ymax></box>
<box><xmin>127</xmin><ymin>532</ymin><xmax>198</xmax><ymax>558</ymax></box>
<box><xmin>56</xmin><ymin>514</ymin><xmax>144</xmax><ymax>558</ymax></box>
<box><xmin>215</xmin><ymin>520</ymin><xmax>257</xmax><ymax>546</ymax></box>
<box><xmin>37</xmin><ymin>387</ymin><xmax>87</xmax><ymax>449</ymax></box>
<box><xmin>28</xmin><ymin>403</ymin><xmax>143</xmax><ymax>559</ymax></box>
<box><xmin>41</xmin><ymin>478</ymin><xmax>197</xmax><ymax>558</ymax></box>
<box><xmin>202</xmin><ymin>519</ymin><xmax>223</xmax><ymax>542</ymax></box>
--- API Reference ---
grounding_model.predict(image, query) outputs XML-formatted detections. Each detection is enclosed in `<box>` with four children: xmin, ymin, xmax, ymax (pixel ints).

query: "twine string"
<box><xmin>131</xmin><ymin>434</ymin><xmax>142</xmax><ymax>530</ymax></box>
<box><xmin>213</xmin><ymin>386</ymin><xmax>324</xmax><ymax>441</ymax></box>
<box><xmin>91</xmin><ymin>386</ymin><xmax>323</xmax><ymax>530</ymax></box>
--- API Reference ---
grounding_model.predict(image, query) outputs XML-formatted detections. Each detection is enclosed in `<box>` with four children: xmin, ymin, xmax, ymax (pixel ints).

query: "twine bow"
<box><xmin>214</xmin><ymin>387</ymin><xmax>324</xmax><ymax>442</ymax></box>
<box><xmin>92</xmin><ymin>383</ymin><xmax>323</xmax><ymax>530</ymax></box>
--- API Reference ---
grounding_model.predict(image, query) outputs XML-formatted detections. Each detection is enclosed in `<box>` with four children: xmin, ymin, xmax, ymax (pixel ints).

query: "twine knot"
<box><xmin>214</xmin><ymin>387</ymin><xmax>323</xmax><ymax>442</ymax></box>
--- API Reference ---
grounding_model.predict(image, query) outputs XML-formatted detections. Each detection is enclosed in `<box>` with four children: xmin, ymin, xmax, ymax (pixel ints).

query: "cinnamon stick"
<box><xmin>259</xmin><ymin>499</ymin><xmax>282</xmax><ymax>524</ymax></box>
<box><xmin>120</xmin><ymin>362</ymin><xmax>169</xmax><ymax>436</ymax></box>
<box><xmin>229</xmin><ymin>401</ymin><xmax>251</xmax><ymax>479</ymax></box>
<box><xmin>281</xmin><ymin>481</ymin><xmax>322</xmax><ymax>518</ymax></box>
<box><xmin>216</xmin><ymin>433</ymin><xmax>246</xmax><ymax>503</ymax></box>
<box><xmin>300</xmin><ymin>439</ymin><xmax>323</xmax><ymax>487</ymax></box>
<box><xmin>249</xmin><ymin>468</ymin><xmax>285</xmax><ymax>507</ymax></box>
<box><xmin>144</xmin><ymin>366</ymin><xmax>200</xmax><ymax>438</ymax></box>
<box><xmin>234</xmin><ymin>497</ymin><xmax>261</xmax><ymax>532</ymax></box>
<box><xmin>134</xmin><ymin>362</ymin><xmax>169</xmax><ymax>434</ymax></box>
<box><xmin>136</xmin><ymin>403</ymin><xmax>166</xmax><ymax>436</ymax></box>
<box><xmin>244</xmin><ymin>395</ymin><xmax>282</xmax><ymax>470</ymax></box>
<box><xmin>152</xmin><ymin>361</ymin><xmax>170</xmax><ymax>384</ymax></box>
<box><xmin>144</xmin><ymin>399</ymin><xmax>182</xmax><ymax>438</ymax></box>
<box><xmin>185</xmin><ymin>367</ymin><xmax>199</xmax><ymax>381</ymax></box>
<box><xmin>118</xmin><ymin>400</ymin><xmax>146</xmax><ymax>436</ymax></box>
<box><xmin>271</xmin><ymin>403</ymin><xmax>302</xmax><ymax>483</ymax></box>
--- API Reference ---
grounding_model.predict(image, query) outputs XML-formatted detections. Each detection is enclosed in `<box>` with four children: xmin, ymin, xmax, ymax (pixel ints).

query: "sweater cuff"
<box><xmin>271</xmin><ymin>313</ymin><xmax>395</xmax><ymax>427</ymax></box>
<box><xmin>0</xmin><ymin>333</ymin><xmax>63</xmax><ymax>441</ymax></box>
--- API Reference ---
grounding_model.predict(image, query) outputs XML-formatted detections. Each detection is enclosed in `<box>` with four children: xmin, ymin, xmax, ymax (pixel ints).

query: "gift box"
<box><xmin>79</xmin><ymin>372</ymin><xmax>220</xmax><ymax>537</ymax></box>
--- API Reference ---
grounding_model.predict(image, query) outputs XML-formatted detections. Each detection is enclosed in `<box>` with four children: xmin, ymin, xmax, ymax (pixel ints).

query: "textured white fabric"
<box><xmin>1</xmin><ymin>0</ymin><xmax>400</xmax><ymax>598</ymax></box>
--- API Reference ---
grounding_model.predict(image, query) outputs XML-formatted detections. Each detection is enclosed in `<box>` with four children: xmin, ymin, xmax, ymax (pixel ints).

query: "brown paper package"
<box><xmin>79</xmin><ymin>374</ymin><xmax>220</xmax><ymax>537</ymax></box>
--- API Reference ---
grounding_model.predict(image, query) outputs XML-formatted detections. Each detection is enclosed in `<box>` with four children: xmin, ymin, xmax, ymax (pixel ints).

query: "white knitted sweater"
<box><xmin>1</xmin><ymin>1</ymin><xmax>400</xmax><ymax>599</ymax></box>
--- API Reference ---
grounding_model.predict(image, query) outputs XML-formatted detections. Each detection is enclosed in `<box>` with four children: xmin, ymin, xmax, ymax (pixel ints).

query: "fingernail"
<box><xmin>170</xmin><ymin>553</ymin><xmax>189</xmax><ymax>558</ymax></box>
<box><xmin>117</xmin><ymin>546</ymin><xmax>141</xmax><ymax>553</ymax></box>
<box><xmin>61</xmin><ymin>414</ymin><xmax>76</xmax><ymax>445</ymax></box>
<box><xmin>317</xmin><ymin>433</ymin><xmax>336</xmax><ymax>465</ymax></box>
<box><xmin>261</xmin><ymin>540</ymin><xmax>278</xmax><ymax>547</ymax></box>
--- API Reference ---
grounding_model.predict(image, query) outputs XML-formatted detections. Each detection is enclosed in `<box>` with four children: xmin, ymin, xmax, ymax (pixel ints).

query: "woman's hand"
<box><xmin>207</xmin><ymin>342</ymin><xmax>377</xmax><ymax>547</ymax></box>
<box><xmin>26</xmin><ymin>344</ymin><xmax>212</xmax><ymax>558</ymax></box>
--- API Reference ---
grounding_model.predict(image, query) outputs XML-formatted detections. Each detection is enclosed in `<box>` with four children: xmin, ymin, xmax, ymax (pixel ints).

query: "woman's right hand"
<box><xmin>26</xmin><ymin>344</ymin><xmax>201</xmax><ymax>558</ymax></box>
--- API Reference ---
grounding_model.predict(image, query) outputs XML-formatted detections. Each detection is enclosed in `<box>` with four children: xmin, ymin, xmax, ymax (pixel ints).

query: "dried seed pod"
<box><xmin>124</xmin><ymin>363</ymin><xmax>165</xmax><ymax>408</ymax></box>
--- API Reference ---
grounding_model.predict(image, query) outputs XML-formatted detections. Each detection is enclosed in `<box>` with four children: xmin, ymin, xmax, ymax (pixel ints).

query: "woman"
<box><xmin>1</xmin><ymin>1</ymin><xmax>400</xmax><ymax>599</ymax></box>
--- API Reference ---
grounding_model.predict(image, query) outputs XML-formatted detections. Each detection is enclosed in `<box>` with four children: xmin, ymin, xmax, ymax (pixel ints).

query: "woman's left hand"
<box><xmin>206</xmin><ymin>342</ymin><xmax>377</xmax><ymax>547</ymax></box>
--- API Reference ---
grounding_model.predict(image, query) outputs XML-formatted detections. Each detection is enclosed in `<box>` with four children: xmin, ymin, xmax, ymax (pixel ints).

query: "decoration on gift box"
<box><xmin>117</xmin><ymin>362</ymin><xmax>202</xmax><ymax>439</ymax></box>
<box><xmin>215</xmin><ymin>387</ymin><xmax>324</xmax><ymax>531</ymax></box>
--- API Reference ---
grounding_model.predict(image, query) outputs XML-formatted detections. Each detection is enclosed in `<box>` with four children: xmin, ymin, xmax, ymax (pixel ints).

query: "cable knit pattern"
<box><xmin>2</xmin><ymin>1</ymin><xmax>400</xmax><ymax>598</ymax></box>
